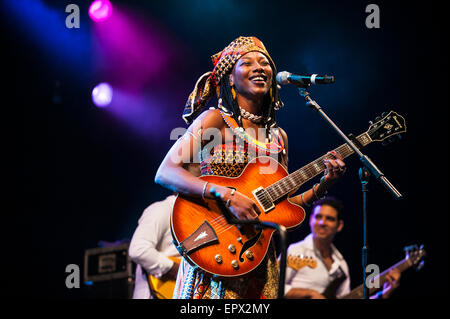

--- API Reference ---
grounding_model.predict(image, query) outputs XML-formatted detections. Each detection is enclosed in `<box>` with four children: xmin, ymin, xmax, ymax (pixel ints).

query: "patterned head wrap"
<box><xmin>182</xmin><ymin>36</ymin><xmax>277</xmax><ymax>125</ymax></box>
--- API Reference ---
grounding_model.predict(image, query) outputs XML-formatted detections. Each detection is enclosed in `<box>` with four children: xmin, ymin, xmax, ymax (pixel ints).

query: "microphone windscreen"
<box><xmin>276</xmin><ymin>71</ymin><xmax>290</xmax><ymax>85</ymax></box>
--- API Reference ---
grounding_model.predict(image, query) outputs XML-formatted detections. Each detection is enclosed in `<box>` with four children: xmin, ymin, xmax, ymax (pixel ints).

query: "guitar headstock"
<box><xmin>404</xmin><ymin>244</ymin><xmax>426</xmax><ymax>271</ymax></box>
<box><xmin>287</xmin><ymin>255</ymin><xmax>317</xmax><ymax>271</ymax></box>
<box><xmin>366</xmin><ymin>111</ymin><xmax>406</xmax><ymax>145</ymax></box>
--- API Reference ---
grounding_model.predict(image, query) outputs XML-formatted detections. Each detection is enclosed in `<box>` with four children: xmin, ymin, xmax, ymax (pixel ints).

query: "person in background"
<box><xmin>128</xmin><ymin>194</ymin><xmax>180</xmax><ymax>299</ymax></box>
<box><xmin>284</xmin><ymin>196</ymin><xmax>400</xmax><ymax>299</ymax></box>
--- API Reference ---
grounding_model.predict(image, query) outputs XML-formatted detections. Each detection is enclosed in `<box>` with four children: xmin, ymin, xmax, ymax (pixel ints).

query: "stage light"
<box><xmin>92</xmin><ymin>82</ymin><xmax>113</xmax><ymax>107</ymax></box>
<box><xmin>89</xmin><ymin>0</ymin><xmax>113</xmax><ymax>22</ymax></box>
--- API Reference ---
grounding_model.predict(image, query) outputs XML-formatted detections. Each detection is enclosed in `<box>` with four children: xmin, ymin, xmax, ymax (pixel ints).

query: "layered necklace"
<box><xmin>239</xmin><ymin>107</ymin><xmax>264</xmax><ymax>124</ymax></box>
<box><xmin>218</xmin><ymin>110</ymin><xmax>283</xmax><ymax>154</ymax></box>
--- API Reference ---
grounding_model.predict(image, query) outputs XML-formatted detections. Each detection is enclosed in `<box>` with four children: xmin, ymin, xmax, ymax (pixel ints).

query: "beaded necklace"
<box><xmin>218</xmin><ymin>109</ymin><xmax>284</xmax><ymax>154</ymax></box>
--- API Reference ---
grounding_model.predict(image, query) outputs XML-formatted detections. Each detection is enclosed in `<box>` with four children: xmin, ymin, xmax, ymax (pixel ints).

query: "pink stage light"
<box><xmin>92</xmin><ymin>82</ymin><xmax>113</xmax><ymax>107</ymax></box>
<box><xmin>89</xmin><ymin>0</ymin><xmax>113</xmax><ymax>22</ymax></box>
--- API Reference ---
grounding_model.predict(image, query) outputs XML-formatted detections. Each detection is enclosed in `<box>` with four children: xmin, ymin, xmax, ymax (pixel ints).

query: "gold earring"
<box><xmin>269</xmin><ymin>87</ymin><xmax>273</xmax><ymax>102</ymax></box>
<box><xmin>231</xmin><ymin>86</ymin><xmax>236</xmax><ymax>100</ymax></box>
<box><xmin>216</xmin><ymin>85</ymin><xmax>221</xmax><ymax>98</ymax></box>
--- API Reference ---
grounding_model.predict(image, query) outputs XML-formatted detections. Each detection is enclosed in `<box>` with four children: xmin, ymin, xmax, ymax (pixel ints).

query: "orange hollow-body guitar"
<box><xmin>171</xmin><ymin>111</ymin><xmax>406</xmax><ymax>277</ymax></box>
<box><xmin>172</xmin><ymin>158</ymin><xmax>305</xmax><ymax>278</ymax></box>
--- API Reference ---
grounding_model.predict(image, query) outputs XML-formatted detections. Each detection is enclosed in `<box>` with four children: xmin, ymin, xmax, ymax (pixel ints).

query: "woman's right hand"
<box><xmin>213</xmin><ymin>186</ymin><xmax>260</xmax><ymax>221</ymax></box>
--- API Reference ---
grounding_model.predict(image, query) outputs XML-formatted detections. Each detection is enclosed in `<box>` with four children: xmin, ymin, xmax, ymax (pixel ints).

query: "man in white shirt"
<box><xmin>128</xmin><ymin>194</ymin><xmax>180</xmax><ymax>299</ymax></box>
<box><xmin>284</xmin><ymin>197</ymin><xmax>400</xmax><ymax>299</ymax></box>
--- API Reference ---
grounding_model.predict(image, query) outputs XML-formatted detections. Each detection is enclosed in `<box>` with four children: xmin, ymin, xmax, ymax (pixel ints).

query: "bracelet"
<box><xmin>301</xmin><ymin>192</ymin><xmax>311</xmax><ymax>207</ymax></box>
<box><xmin>317</xmin><ymin>176</ymin><xmax>329</xmax><ymax>198</ymax></box>
<box><xmin>225</xmin><ymin>188</ymin><xmax>235</xmax><ymax>207</ymax></box>
<box><xmin>312</xmin><ymin>183</ymin><xmax>320</xmax><ymax>201</ymax></box>
<box><xmin>202</xmin><ymin>182</ymin><xmax>209</xmax><ymax>199</ymax></box>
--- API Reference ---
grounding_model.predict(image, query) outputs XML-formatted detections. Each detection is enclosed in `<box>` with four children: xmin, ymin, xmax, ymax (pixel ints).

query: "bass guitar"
<box><xmin>171</xmin><ymin>111</ymin><xmax>406</xmax><ymax>277</ymax></box>
<box><xmin>341</xmin><ymin>244</ymin><xmax>426</xmax><ymax>299</ymax></box>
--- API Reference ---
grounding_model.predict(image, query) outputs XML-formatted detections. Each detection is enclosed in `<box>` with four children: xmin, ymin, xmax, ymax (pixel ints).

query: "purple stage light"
<box><xmin>92</xmin><ymin>82</ymin><xmax>113</xmax><ymax>107</ymax></box>
<box><xmin>89</xmin><ymin>0</ymin><xmax>113</xmax><ymax>22</ymax></box>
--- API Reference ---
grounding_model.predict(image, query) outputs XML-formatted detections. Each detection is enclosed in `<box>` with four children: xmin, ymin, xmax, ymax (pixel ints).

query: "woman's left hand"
<box><xmin>323</xmin><ymin>150</ymin><xmax>346</xmax><ymax>184</ymax></box>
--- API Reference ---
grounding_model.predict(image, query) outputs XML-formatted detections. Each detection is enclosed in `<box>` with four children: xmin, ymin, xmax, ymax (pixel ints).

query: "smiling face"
<box><xmin>309</xmin><ymin>204</ymin><xmax>344</xmax><ymax>242</ymax></box>
<box><xmin>229</xmin><ymin>51</ymin><xmax>273</xmax><ymax>103</ymax></box>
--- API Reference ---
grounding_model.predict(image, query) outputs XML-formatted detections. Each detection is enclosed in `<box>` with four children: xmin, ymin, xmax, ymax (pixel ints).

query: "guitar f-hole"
<box><xmin>238</xmin><ymin>229</ymin><xmax>262</xmax><ymax>262</ymax></box>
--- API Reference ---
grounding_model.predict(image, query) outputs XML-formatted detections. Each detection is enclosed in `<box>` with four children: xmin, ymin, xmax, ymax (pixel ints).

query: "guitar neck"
<box><xmin>343</xmin><ymin>258</ymin><xmax>412</xmax><ymax>299</ymax></box>
<box><xmin>266</xmin><ymin>132</ymin><xmax>372</xmax><ymax>201</ymax></box>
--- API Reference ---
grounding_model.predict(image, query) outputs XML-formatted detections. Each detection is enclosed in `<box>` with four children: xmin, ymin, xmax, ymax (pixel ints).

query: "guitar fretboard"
<box><xmin>343</xmin><ymin>258</ymin><xmax>412</xmax><ymax>299</ymax></box>
<box><xmin>266</xmin><ymin>132</ymin><xmax>372</xmax><ymax>201</ymax></box>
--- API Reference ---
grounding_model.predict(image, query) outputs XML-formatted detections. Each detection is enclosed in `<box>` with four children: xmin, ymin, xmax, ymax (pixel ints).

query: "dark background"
<box><xmin>2</xmin><ymin>0</ymin><xmax>447</xmax><ymax>300</ymax></box>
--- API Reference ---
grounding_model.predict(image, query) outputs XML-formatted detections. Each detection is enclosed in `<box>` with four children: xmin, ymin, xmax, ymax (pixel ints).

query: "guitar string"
<box><xmin>211</xmin><ymin>220</ymin><xmax>229</xmax><ymax>232</ymax></box>
<box><xmin>281</xmin><ymin>141</ymin><xmax>356</xmax><ymax>193</ymax></box>
<box><xmin>209</xmin><ymin>214</ymin><xmax>226</xmax><ymax>224</ymax></box>
<box><xmin>209</xmin><ymin>217</ymin><xmax>229</xmax><ymax>230</ymax></box>
<box><xmin>269</xmin><ymin>143</ymin><xmax>352</xmax><ymax>193</ymax></box>
<box><xmin>212</xmin><ymin>220</ymin><xmax>232</xmax><ymax>233</ymax></box>
<box><xmin>206</xmin><ymin>146</ymin><xmax>354</xmax><ymax>232</ymax></box>
<box><xmin>203</xmin><ymin>214</ymin><xmax>234</xmax><ymax>235</ymax></box>
<box><xmin>270</xmin><ymin>124</ymin><xmax>399</xmax><ymax>198</ymax></box>
<box><xmin>204</xmin><ymin>128</ymin><xmax>392</xmax><ymax>233</ymax></box>
<box><xmin>224</xmin><ymin>124</ymin><xmax>398</xmax><ymax>215</ymax></box>
<box><xmin>194</xmin><ymin>126</ymin><xmax>397</xmax><ymax>238</ymax></box>
<box><xmin>216</xmin><ymin>225</ymin><xmax>235</xmax><ymax>235</ymax></box>
<box><xmin>268</xmin><ymin>146</ymin><xmax>353</xmax><ymax>200</ymax></box>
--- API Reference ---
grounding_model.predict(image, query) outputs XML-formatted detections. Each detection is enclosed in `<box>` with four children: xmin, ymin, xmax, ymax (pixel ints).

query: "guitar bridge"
<box><xmin>252</xmin><ymin>187</ymin><xmax>275</xmax><ymax>213</ymax></box>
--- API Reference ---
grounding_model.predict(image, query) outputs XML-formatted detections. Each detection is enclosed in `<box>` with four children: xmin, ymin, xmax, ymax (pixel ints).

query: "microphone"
<box><xmin>276</xmin><ymin>71</ymin><xmax>335</xmax><ymax>87</ymax></box>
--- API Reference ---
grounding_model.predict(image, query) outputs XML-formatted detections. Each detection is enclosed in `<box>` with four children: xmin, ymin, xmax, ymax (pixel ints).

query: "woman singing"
<box><xmin>155</xmin><ymin>36</ymin><xmax>346</xmax><ymax>299</ymax></box>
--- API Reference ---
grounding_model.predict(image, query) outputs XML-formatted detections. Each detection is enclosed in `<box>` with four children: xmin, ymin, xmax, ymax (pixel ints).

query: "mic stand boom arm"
<box><xmin>297</xmin><ymin>87</ymin><xmax>402</xmax><ymax>200</ymax></box>
<box><xmin>297</xmin><ymin>86</ymin><xmax>402</xmax><ymax>299</ymax></box>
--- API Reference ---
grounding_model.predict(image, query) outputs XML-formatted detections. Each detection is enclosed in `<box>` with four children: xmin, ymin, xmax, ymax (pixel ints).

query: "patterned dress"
<box><xmin>173</xmin><ymin>110</ymin><xmax>286</xmax><ymax>299</ymax></box>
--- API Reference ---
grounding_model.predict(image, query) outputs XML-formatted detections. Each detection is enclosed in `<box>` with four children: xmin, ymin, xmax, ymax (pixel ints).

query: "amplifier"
<box><xmin>83</xmin><ymin>242</ymin><xmax>135</xmax><ymax>298</ymax></box>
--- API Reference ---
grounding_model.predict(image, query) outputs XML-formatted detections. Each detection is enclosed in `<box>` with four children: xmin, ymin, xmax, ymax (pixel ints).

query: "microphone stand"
<box><xmin>359</xmin><ymin>167</ymin><xmax>370</xmax><ymax>299</ymax></box>
<box><xmin>211</xmin><ymin>189</ymin><xmax>288</xmax><ymax>299</ymax></box>
<box><xmin>297</xmin><ymin>86</ymin><xmax>402</xmax><ymax>299</ymax></box>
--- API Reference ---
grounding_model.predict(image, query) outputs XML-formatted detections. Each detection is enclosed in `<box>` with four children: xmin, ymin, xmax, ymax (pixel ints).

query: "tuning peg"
<box><xmin>374</xmin><ymin>116</ymin><xmax>382</xmax><ymax>122</ymax></box>
<box><xmin>381</xmin><ymin>112</ymin><xmax>388</xmax><ymax>118</ymax></box>
<box><xmin>368</xmin><ymin>120</ymin><xmax>374</xmax><ymax>125</ymax></box>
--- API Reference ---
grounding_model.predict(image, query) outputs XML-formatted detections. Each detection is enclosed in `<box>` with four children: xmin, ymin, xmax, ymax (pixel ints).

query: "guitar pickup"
<box><xmin>252</xmin><ymin>187</ymin><xmax>275</xmax><ymax>213</ymax></box>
